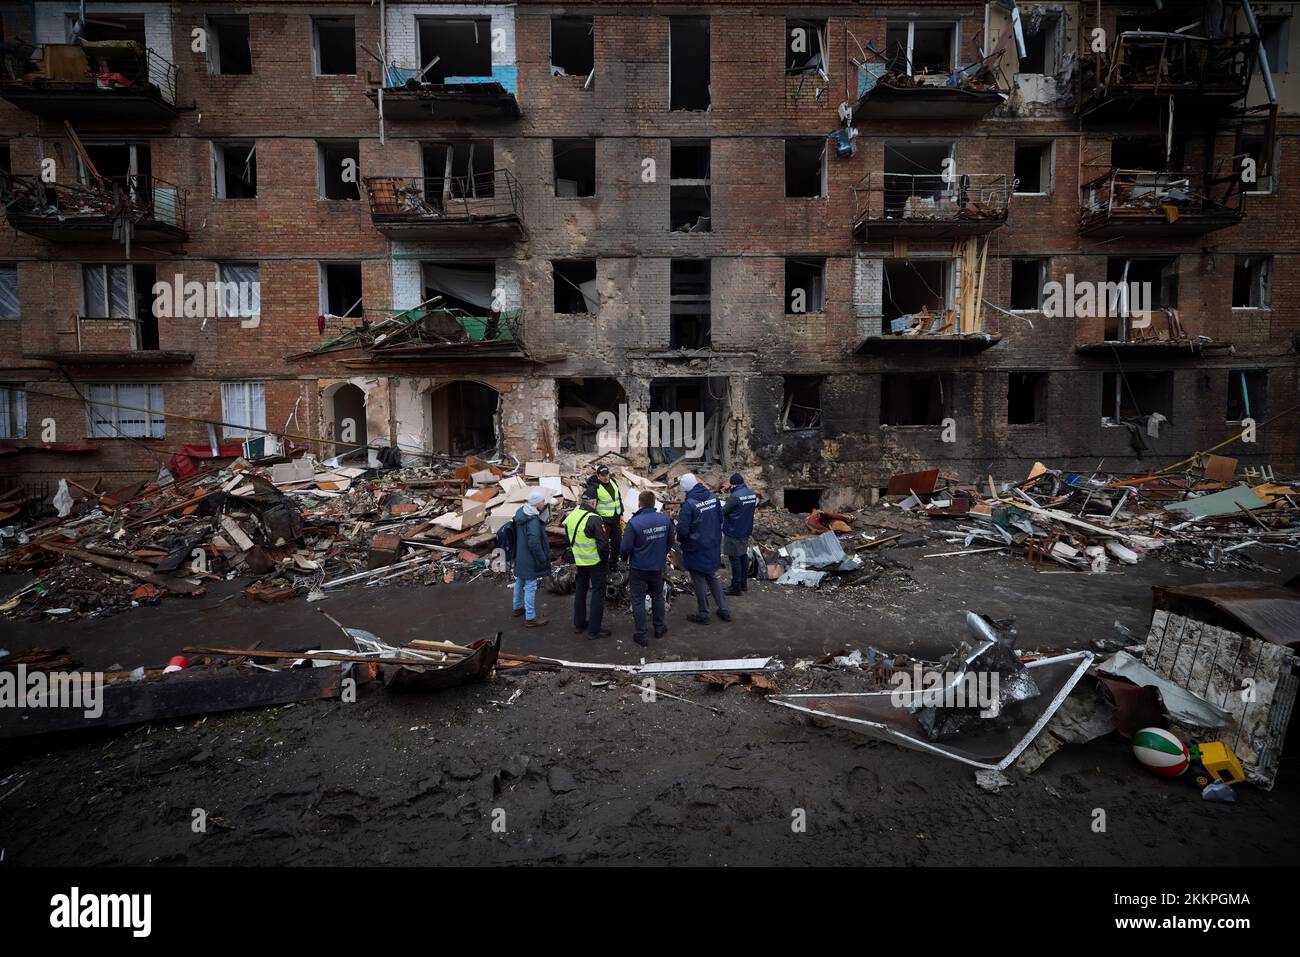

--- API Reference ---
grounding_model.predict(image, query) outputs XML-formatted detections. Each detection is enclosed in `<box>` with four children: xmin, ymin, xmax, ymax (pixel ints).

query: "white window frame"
<box><xmin>212</xmin><ymin>141</ymin><xmax>257</xmax><ymax>199</ymax></box>
<box><xmin>0</xmin><ymin>384</ymin><xmax>27</xmax><ymax>439</ymax></box>
<box><xmin>889</xmin><ymin>20</ymin><xmax>958</xmax><ymax>77</ymax></box>
<box><xmin>1012</xmin><ymin>140</ymin><xmax>1054</xmax><ymax>196</ymax></box>
<box><xmin>0</xmin><ymin>263</ymin><xmax>18</xmax><ymax>320</ymax></box>
<box><xmin>221</xmin><ymin>381</ymin><xmax>267</xmax><ymax>440</ymax></box>
<box><xmin>312</xmin><ymin>16</ymin><xmax>357</xmax><ymax>77</ymax></box>
<box><xmin>216</xmin><ymin>263</ymin><xmax>261</xmax><ymax>321</ymax></box>
<box><xmin>87</xmin><ymin>383</ymin><xmax>165</xmax><ymax>439</ymax></box>
<box><xmin>81</xmin><ymin>263</ymin><xmax>133</xmax><ymax>319</ymax></box>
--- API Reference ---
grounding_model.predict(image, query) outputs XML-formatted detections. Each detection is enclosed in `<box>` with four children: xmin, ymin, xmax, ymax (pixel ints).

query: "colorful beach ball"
<box><xmin>1133</xmin><ymin>727</ymin><xmax>1190</xmax><ymax>777</ymax></box>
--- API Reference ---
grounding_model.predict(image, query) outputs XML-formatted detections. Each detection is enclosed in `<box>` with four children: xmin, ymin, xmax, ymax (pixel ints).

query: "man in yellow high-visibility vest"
<box><xmin>584</xmin><ymin>464</ymin><xmax>623</xmax><ymax>570</ymax></box>
<box><xmin>563</xmin><ymin>492</ymin><xmax>611</xmax><ymax>639</ymax></box>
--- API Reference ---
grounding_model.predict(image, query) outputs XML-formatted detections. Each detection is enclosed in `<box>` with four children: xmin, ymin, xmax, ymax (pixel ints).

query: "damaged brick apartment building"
<box><xmin>0</xmin><ymin>0</ymin><xmax>1296</xmax><ymax>509</ymax></box>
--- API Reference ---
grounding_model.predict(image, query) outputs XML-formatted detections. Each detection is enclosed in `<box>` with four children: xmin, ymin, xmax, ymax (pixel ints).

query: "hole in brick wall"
<box><xmin>554</xmin><ymin>139</ymin><xmax>596</xmax><ymax>197</ymax></box>
<box><xmin>1007</xmin><ymin>371</ymin><xmax>1048</xmax><ymax>425</ymax></box>
<box><xmin>318</xmin><ymin>141</ymin><xmax>360</xmax><ymax>200</ymax></box>
<box><xmin>670</xmin><ymin>259</ymin><xmax>711</xmax><ymax>349</ymax></box>
<box><xmin>214</xmin><ymin>142</ymin><xmax>257</xmax><ymax>198</ymax></box>
<box><xmin>783</xmin><ymin>488</ymin><xmax>822</xmax><ymax>513</ymax></box>
<box><xmin>418</xmin><ymin>17</ymin><xmax>493</xmax><ymax>83</ymax></box>
<box><xmin>881</xmin><ymin>373</ymin><xmax>951</xmax><ymax>426</ymax></box>
<box><xmin>1010</xmin><ymin>258</ymin><xmax>1046</xmax><ymax>310</ymax></box>
<box><xmin>423</xmin><ymin>261</ymin><xmax>495</xmax><ymax>317</ymax></box>
<box><xmin>1013</xmin><ymin>142</ymin><xmax>1051</xmax><ymax>192</ymax></box>
<box><xmin>1101</xmin><ymin>370</ymin><xmax>1173</xmax><ymax>423</ymax></box>
<box><xmin>427</xmin><ymin>381</ymin><xmax>499</xmax><ymax>456</ymax></box>
<box><xmin>785</xmin><ymin>138</ymin><xmax>825</xmax><ymax>197</ymax></box>
<box><xmin>649</xmin><ymin>376</ymin><xmax>727</xmax><ymax>465</ymax></box>
<box><xmin>1232</xmin><ymin>255</ymin><xmax>1271</xmax><ymax>308</ymax></box>
<box><xmin>883</xmin><ymin>259</ymin><xmax>947</xmax><ymax>328</ymax></box>
<box><xmin>670</xmin><ymin>17</ymin><xmax>710</xmax><ymax>111</ymax></box>
<box><xmin>782</xmin><ymin>375</ymin><xmax>822</xmax><ymax>431</ymax></box>
<box><xmin>1226</xmin><ymin>369</ymin><xmax>1267</xmax><ymax>421</ymax></box>
<box><xmin>313</xmin><ymin>17</ymin><xmax>356</xmax><ymax>75</ymax></box>
<box><xmin>209</xmin><ymin>15</ymin><xmax>252</xmax><ymax>75</ymax></box>
<box><xmin>558</xmin><ymin>377</ymin><xmax>626</xmax><ymax>453</ymax></box>
<box><xmin>553</xmin><ymin>260</ymin><xmax>597</xmax><ymax>314</ymax></box>
<box><xmin>423</xmin><ymin>141</ymin><xmax>495</xmax><ymax>199</ymax></box>
<box><xmin>321</xmin><ymin>262</ymin><xmax>364</xmax><ymax>317</ymax></box>
<box><xmin>785</xmin><ymin>258</ymin><xmax>826</xmax><ymax>314</ymax></box>
<box><xmin>551</xmin><ymin>16</ymin><xmax>593</xmax><ymax>77</ymax></box>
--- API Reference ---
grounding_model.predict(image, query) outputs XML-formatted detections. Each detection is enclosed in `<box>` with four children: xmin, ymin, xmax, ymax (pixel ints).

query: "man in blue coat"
<box><xmin>620</xmin><ymin>490</ymin><xmax>675</xmax><ymax>647</ymax></box>
<box><xmin>721</xmin><ymin>472</ymin><xmax>758</xmax><ymax>596</ymax></box>
<box><xmin>675</xmin><ymin>473</ymin><xmax>731</xmax><ymax>624</ymax></box>
<box><xmin>511</xmin><ymin>490</ymin><xmax>552</xmax><ymax>627</ymax></box>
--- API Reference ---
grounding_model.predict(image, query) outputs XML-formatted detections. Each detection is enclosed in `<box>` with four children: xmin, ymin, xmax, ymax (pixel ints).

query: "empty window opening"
<box><xmin>1111</xmin><ymin>136</ymin><xmax>1184</xmax><ymax>172</ymax></box>
<box><xmin>883</xmin><ymin>259</ymin><xmax>949</xmax><ymax>332</ymax></box>
<box><xmin>1233</xmin><ymin>255</ymin><xmax>1271</xmax><ymax>308</ymax></box>
<box><xmin>428</xmin><ymin>381</ymin><xmax>499</xmax><ymax>456</ymax></box>
<box><xmin>213</xmin><ymin>142</ymin><xmax>257</xmax><ymax>198</ymax></box>
<box><xmin>0</xmin><ymin>141</ymin><xmax>10</xmax><ymax>177</ymax></box>
<box><xmin>418</xmin><ymin>17</ymin><xmax>492</xmax><ymax>84</ymax></box>
<box><xmin>558</xmin><ymin>377</ymin><xmax>626</xmax><ymax>453</ymax></box>
<box><xmin>785</xmin><ymin>138</ymin><xmax>826</xmax><ymax>197</ymax></box>
<box><xmin>1104</xmin><ymin>258</ymin><xmax>1177</xmax><ymax>340</ymax></box>
<box><xmin>82</xmin><ymin>261</ymin><xmax>159</xmax><ymax>347</ymax></box>
<box><xmin>1226</xmin><ymin>370</ymin><xmax>1267</xmax><ymax>422</ymax></box>
<box><xmin>321</xmin><ymin>262</ymin><xmax>364</xmax><ymax>318</ymax></box>
<box><xmin>782</xmin><ymin>375</ymin><xmax>822</xmax><ymax>431</ymax></box>
<box><xmin>554</xmin><ymin>139</ymin><xmax>596</xmax><ymax>197</ymax></box>
<box><xmin>1019</xmin><ymin>16</ymin><xmax>1061</xmax><ymax>74</ymax></box>
<box><xmin>671</xmin><ymin>140</ymin><xmax>711</xmax><ymax>232</ymax></box>
<box><xmin>1014</xmin><ymin>141</ymin><xmax>1051</xmax><ymax>193</ymax></box>
<box><xmin>786</xmin><ymin>258</ymin><xmax>826</xmax><ymax>314</ymax></box>
<box><xmin>883</xmin><ymin>142</ymin><xmax>952</xmax><ymax>216</ymax></box>
<box><xmin>551</xmin><ymin>16</ymin><xmax>594</xmax><ymax>78</ymax></box>
<box><xmin>783</xmin><ymin>488</ymin><xmax>823</xmax><ymax>513</ymax></box>
<box><xmin>553</xmin><ymin>260</ymin><xmax>598</xmax><ymax>314</ymax></box>
<box><xmin>423</xmin><ymin>261</ymin><xmax>495</xmax><ymax>318</ymax></box>
<box><xmin>209</xmin><ymin>15</ymin><xmax>252</xmax><ymax>75</ymax></box>
<box><xmin>133</xmin><ymin>264</ymin><xmax>158</xmax><ymax>350</ymax></box>
<box><xmin>1010</xmin><ymin>258</ymin><xmax>1046</xmax><ymax>311</ymax></box>
<box><xmin>1008</xmin><ymin>371</ymin><xmax>1048</xmax><ymax>425</ymax></box>
<box><xmin>424</xmin><ymin>141</ymin><xmax>495</xmax><ymax>201</ymax></box>
<box><xmin>1101</xmin><ymin>370</ymin><xmax>1172</xmax><ymax>423</ymax></box>
<box><xmin>0</xmin><ymin>383</ymin><xmax>26</xmax><ymax>439</ymax></box>
<box><xmin>670</xmin><ymin>17</ymin><xmax>710</xmax><ymax>111</ymax></box>
<box><xmin>886</xmin><ymin>21</ymin><xmax>954</xmax><ymax>75</ymax></box>
<box><xmin>786</xmin><ymin>18</ymin><xmax>827</xmax><ymax>77</ymax></box>
<box><xmin>72</xmin><ymin>14</ymin><xmax>145</xmax><ymax>46</ymax></box>
<box><xmin>0</xmin><ymin>263</ymin><xmax>17</xmax><ymax>320</ymax></box>
<box><xmin>313</xmin><ymin>17</ymin><xmax>356</xmax><ymax>75</ymax></box>
<box><xmin>1260</xmin><ymin>17</ymin><xmax>1290</xmax><ymax>74</ymax></box>
<box><xmin>318</xmin><ymin>141</ymin><xmax>360</xmax><ymax>200</ymax></box>
<box><xmin>1236</xmin><ymin>132</ymin><xmax>1276</xmax><ymax>193</ymax></box>
<box><xmin>330</xmin><ymin>383</ymin><xmax>367</xmax><ymax>458</ymax></box>
<box><xmin>79</xmin><ymin>143</ymin><xmax>152</xmax><ymax>197</ymax></box>
<box><xmin>648</xmin><ymin>377</ymin><xmax>728</xmax><ymax>465</ymax></box>
<box><xmin>671</xmin><ymin>259</ymin><xmax>711</xmax><ymax>349</ymax></box>
<box><xmin>881</xmin><ymin>373</ymin><xmax>951</xmax><ymax>426</ymax></box>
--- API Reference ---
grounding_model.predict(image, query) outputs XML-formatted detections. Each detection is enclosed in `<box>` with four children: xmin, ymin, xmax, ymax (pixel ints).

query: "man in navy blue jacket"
<box><xmin>675</xmin><ymin>473</ymin><xmax>731</xmax><ymax>624</ymax></box>
<box><xmin>721</xmin><ymin>473</ymin><xmax>758</xmax><ymax>596</ymax></box>
<box><xmin>620</xmin><ymin>490</ymin><xmax>675</xmax><ymax>647</ymax></box>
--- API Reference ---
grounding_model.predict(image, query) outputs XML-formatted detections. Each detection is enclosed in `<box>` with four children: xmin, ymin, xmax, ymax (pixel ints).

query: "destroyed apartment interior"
<box><xmin>0</xmin><ymin>0</ymin><xmax>1299</xmax><ymax>888</ymax></box>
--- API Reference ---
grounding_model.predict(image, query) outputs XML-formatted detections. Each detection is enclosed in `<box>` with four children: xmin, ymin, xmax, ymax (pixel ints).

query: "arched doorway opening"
<box><xmin>427</xmin><ymin>381</ymin><xmax>500</xmax><ymax>456</ymax></box>
<box><xmin>330</xmin><ymin>383</ymin><xmax>368</xmax><ymax>460</ymax></box>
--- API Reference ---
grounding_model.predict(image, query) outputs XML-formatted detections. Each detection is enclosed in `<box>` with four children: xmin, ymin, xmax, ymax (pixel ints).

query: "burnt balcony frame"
<box><xmin>1079</xmin><ymin>167</ymin><xmax>1245</xmax><ymax>237</ymax></box>
<box><xmin>0</xmin><ymin>40</ymin><xmax>179</xmax><ymax>122</ymax></box>
<box><xmin>852</xmin><ymin>172</ymin><xmax>1009</xmax><ymax>242</ymax></box>
<box><xmin>366</xmin><ymin>63</ymin><xmax>519</xmax><ymax>120</ymax></box>
<box><xmin>364</xmin><ymin>171</ymin><xmax>524</xmax><ymax>242</ymax></box>
<box><xmin>1</xmin><ymin>173</ymin><xmax>188</xmax><ymax>243</ymax></box>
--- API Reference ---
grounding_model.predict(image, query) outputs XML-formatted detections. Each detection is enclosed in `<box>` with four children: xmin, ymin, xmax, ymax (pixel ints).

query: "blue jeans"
<box><xmin>513</xmin><ymin>576</ymin><xmax>538</xmax><ymax>618</ymax></box>
<box><xmin>728</xmin><ymin>555</ymin><xmax>747</xmax><ymax>589</ymax></box>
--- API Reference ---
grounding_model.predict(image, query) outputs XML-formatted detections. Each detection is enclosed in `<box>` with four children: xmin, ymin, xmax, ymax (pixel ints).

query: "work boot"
<box><xmin>654</xmin><ymin>629</ymin><xmax>667</xmax><ymax>640</ymax></box>
<box><xmin>633</xmin><ymin>634</ymin><xmax>649</xmax><ymax>647</ymax></box>
<box><xmin>687</xmin><ymin>612</ymin><xmax>710</xmax><ymax>625</ymax></box>
<box><xmin>716</xmin><ymin>609</ymin><xmax>733</xmax><ymax>622</ymax></box>
<box><xmin>574</xmin><ymin>623</ymin><xmax>588</xmax><ymax>633</ymax></box>
<box><xmin>588</xmin><ymin>629</ymin><xmax>612</xmax><ymax>639</ymax></box>
<box><xmin>525</xmin><ymin>616</ymin><xmax>550</xmax><ymax>628</ymax></box>
<box><xmin>513</xmin><ymin>607</ymin><xmax>525</xmax><ymax>617</ymax></box>
<box><xmin>724</xmin><ymin>586</ymin><xmax>743</xmax><ymax>596</ymax></box>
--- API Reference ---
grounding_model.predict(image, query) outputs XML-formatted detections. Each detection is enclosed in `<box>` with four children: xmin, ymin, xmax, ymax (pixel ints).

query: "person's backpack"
<box><xmin>495</xmin><ymin>520</ymin><xmax>517</xmax><ymax>561</ymax></box>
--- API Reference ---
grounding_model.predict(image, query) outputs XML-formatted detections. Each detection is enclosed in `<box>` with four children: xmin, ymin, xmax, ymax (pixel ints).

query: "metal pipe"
<box><xmin>1241</xmin><ymin>0</ymin><xmax>1277</xmax><ymax>104</ymax></box>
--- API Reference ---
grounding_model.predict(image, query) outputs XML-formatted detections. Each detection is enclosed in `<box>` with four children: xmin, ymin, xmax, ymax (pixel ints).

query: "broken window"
<box><xmin>670</xmin><ymin>17</ymin><xmax>710</xmax><ymax>111</ymax></box>
<box><xmin>670</xmin><ymin>260</ymin><xmax>711</xmax><ymax>349</ymax></box>
<box><xmin>671</xmin><ymin>140</ymin><xmax>711</xmax><ymax>232</ymax></box>
<box><xmin>883</xmin><ymin>142</ymin><xmax>952</xmax><ymax>216</ymax></box>
<box><xmin>1226</xmin><ymin>370</ymin><xmax>1267</xmax><ymax>422</ymax></box>
<box><xmin>221</xmin><ymin>381</ymin><xmax>266</xmax><ymax>440</ymax></box>
<box><xmin>318</xmin><ymin>141</ymin><xmax>360</xmax><ymax>200</ymax></box>
<box><xmin>1237</xmin><ymin>132</ymin><xmax>1277</xmax><ymax>193</ymax></box>
<box><xmin>0</xmin><ymin>384</ymin><xmax>26</xmax><ymax>439</ymax></box>
<box><xmin>82</xmin><ymin>264</ymin><xmax>131</xmax><ymax>318</ymax></box>
<box><xmin>87</xmin><ymin>383</ymin><xmax>164</xmax><ymax>439</ymax></box>
<box><xmin>885</xmin><ymin>21</ymin><xmax>954</xmax><ymax>75</ymax></box>
<box><xmin>1261</xmin><ymin>17</ymin><xmax>1290</xmax><ymax>74</ymax></box>
<box><xmin>1101</xmin><ymin>371</ymin><xmax>1172</xmax><ymax>423</ymax></box>
<box><xmin>648</xmin><ymin>377</ymin><xmax>727</xmax><ymax>464</ymax></box>
<box><xmin>883</xmin><ymin>259</ymin><xmax>950</xmax><ymax>332</ymax></box>
<box><xmin>208</xmin><ymin>15</ymin><xmax>252</xmax><ymax>75</ymax></box>
<box><xmin>1111</xmin><ymin>136</ymin><xmax>1184</xmax><ymax>172</ymax></box>
<box><xmin>0</xmin><ymin>263</ymin><xmax>17</xmax><ymax>320</ymax></box>
<box><xmin>1104</xmin><ymin>258</ymin><xmax>1177</xmax><ymax>340</ymax></box>
<box><xmin>216</xmin><ymin>263</ymin><xmax>261</xmax><ymax>321</ymax></box>
<box><xmin>1018</xmin><ymin>14</ymin><xmax>1061</xmax><ymax>75</ymax></box>
<box><xmin>78</xmin><ymin>143</ymin><xmax>152</xmax><ymax>197</ymax></box>
<box><xmin>312</xmin><ymin>17</ymin><xmax>356</xmax><ymax>76</ymax></box>
<box><xmin>1008</xmin><ymin>371</ymin><xmax>1048</xmax><ymax>425</ymax></box>
<box><xmin>785</xmin><ymin>258</ymin><xmax>826</xmax><ymax>314</ymax></box>
<box><xmin>0</xmin><ymin>141</ymin><xmax>10</xmax><ymax>177</ymax></box>
<box><xmin>320</xmin><ymin>262</ymin><xmax>363</xmax><ymax>318</ymax></box>
<box><xmin>785</xmin><ymin>138</ymin><xmax>826</xmax><ymax>198</ymax></box>
<box><xmin>424</xmin><ymin>141</ymin><xmax>495</xmax><ymax>199</ymax></box>
<box><xmin>429</xmin><ymin>381</ymin><xmax>499</xmax><ymax>456</ymax></box>
<box><xmin>783</xmin><ymin>488</ymin><xmax>822</xmax><ymax>513</ymax></box>
<box><xmin>1010</xmin><ymin>258</ymin><xmax>1046</xmax><ymax>311</ymax></box>
<box><xmin>551</xmin><ymin>16</ymin><xmax>593</xmax><ymax>78</ymax></box>
<box><xmin>786</xmin><ymin>18</ymin><xmax>827</xmax><ymax>77</ymax></box>
<box><xmin>554</xmin><ymin>139</ymin><xmax>596</xmax><ymax>197</ymax></box>
<box><xmin>72</xmin><ymin>14</ymin><xmax>145</xmax><ymax>46</ymax></box>
<box><xmin>133</xmin><ymin>264</ymin><xmax>159</xmax><ymax>349</ymax></box>
<box><xmin>418</xmin><ymin>17</ymin><xmax>492</xmax><ymax>84</ymax></box>
<box><xmin>881</xmin><ymin>373</ymin><xmax>951</xmax><ymax>426</ymax></box>
<box><xmin>782</xmin><ymin>376</ymin><xmax>822</xmax><ymax>431</ymax></box>
<box><xmin>1014</xmin><ymin>141</ymin><xmax>1052</xmax><ymax>193</ymax></box>
<box><xmin>213</xmin><ymin>142</ymin><xmax>257</xmax><ymax>198</ymax></box>
<box><xmin>423</xmin><ymin>261</ymin><xmax>495</xmax><ymax>317</ymax></box>
<box><xmin>553</xmin><ymin>260</ymin><xmax>598</xmax><ymax>314</ymax></box>
<box><xmin>558</xmin><ymin>378</ymin><xmax>626</xmax><ymax>453</ymax></box>
<box><xmin>1233</xmin><ymin>255</ymin><xmax>1271</xmax><ymax>309</ymax></box>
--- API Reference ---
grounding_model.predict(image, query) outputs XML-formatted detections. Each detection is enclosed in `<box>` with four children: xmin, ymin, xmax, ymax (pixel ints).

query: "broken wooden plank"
<box><xmin>37</xmin><ymin>543</ymin><xmax>206</xmax><ymax>596</ymax></box>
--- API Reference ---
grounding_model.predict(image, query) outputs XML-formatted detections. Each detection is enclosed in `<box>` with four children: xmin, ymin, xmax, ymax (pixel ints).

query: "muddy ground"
<box><xmin>2</xmin><ymin>528</ymin><xmax>1298</xmax><ymax>866</ymax></box>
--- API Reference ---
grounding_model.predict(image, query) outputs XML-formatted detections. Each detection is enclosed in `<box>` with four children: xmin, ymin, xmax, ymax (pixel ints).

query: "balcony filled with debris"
<box><xmin>0</xmin><ymin>37</ymin><xmax>178</xmax><ymax>121</ymax></box>
<box><xmin>1</xmin><ymin>172</ymin><xmax>187</xmax><ymax>244</ymax></box>
<box><xmin>852</xmin><ymin>171</ymin><xmax>1009</xmax><ymax>242</ymax></box>
<box><xmin>363</xmin><ymin>170</ymin><xmax>523</xmax><ymax>241</ymax></box>
<box><xmin>1079</xmin><ymin>167</ymin><xmax>1245</xmax><ymax>237</ymax></box>
<box><xmin>851</xmin><ymin>24</ymin><xmax>1008</xmax><ymax>120</ymax></box>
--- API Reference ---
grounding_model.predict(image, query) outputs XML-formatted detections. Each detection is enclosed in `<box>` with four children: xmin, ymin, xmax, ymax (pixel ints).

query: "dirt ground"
<box><xmin>2</xmin><ymin>532</ymin><xmax>1299</xmax><ymax>867</ymax></box>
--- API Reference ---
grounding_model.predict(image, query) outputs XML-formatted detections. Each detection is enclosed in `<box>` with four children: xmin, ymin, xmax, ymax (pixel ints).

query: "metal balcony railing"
<box><xmin>1</xmin><ymin>173</ymin><xmax>186</xmax><ymax>231</ymax></box>
<box><xmin>1085</xmin><ymin>31</ymin><xmax>1256</xmax><ymax>101</ymax></box>
<box><xmin>364</xmin><ymin>170</ymin><xmax>522</xmax><ymax>224</ymax></box>
<box><xmin>853</xmin><ymin>172</ymin><xmax>1010</xmax><ymax>224</ymax></box>
<box><xmin>1079</xmin><ymin>168</ymin><xmax>1242</xmax><ymax>230</ymax></box>
<box><xmin>0</xmin><ymin>41</ymin><xmax>178</xmax><ymax>104</ymax></box>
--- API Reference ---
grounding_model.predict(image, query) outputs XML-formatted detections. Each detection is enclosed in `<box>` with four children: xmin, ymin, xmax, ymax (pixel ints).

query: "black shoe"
<box><xmin>724</xmin><ymin>587</ymin><xmax>743</xmax><ymax>596</ymax></box>
<box><xmin>633</xmin><ymin>634</ymin><xmax>649</xmax><ymax>647</ymax></box>
<box><xmin>574</xmin><ymin>624</ymin><xmax>588</xmax><ymax>634</ymax></box>
<box><xmin>687</xmin><ymin>612</ymin><xmax>710</xmax><ymax>625</ymax></box>
<box><xmin>588</xmin><ymin>629</ymin><xmax>611</xmax><ymax>639</ymax></box>
<box><xmin>654</xmin><ymin>629</ymin><xmax>667</xmax><ymax>640</ymax></box>
<box><xmin>717</xmin><ymin>609</ymin><xmax>732</xmax><ymax>622</ymax></box>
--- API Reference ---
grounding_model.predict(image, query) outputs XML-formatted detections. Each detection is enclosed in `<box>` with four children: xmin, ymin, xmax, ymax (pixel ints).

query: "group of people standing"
<box><xmin>508</xmin><ymin>465</ymin><xmax>759</xmax><ymax>647</ymax></box>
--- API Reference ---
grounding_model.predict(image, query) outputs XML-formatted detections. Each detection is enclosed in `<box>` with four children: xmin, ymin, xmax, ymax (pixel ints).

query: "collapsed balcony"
<box><xmin>0</xmin><ymin>40</ymin><xmax>179</xmax><ymax>122</ymax></box>
<box><xmin>364</xmin><ymin>171</ymin><xmax>523</xmax><ymax>242</ymax></box>
<box><xmin>852</xmin><ymin>42</ymin><xmax>1006</xmax><ymax>120</ymax></box>
<box><xmin>1079</xmin><ymin>168</ymin><xmax>1244</xmax><ymax>237</ymax></box>
<box><xmin>367</xmin><ymin>66</ymin><xmax>519</xmax><ymax>120</ymax></box>
<box><xmin>852</xmin><ymin>172</ymin><xmax>1009</xmax><ymax>242</ymax></box>
<box><xmin>1079</xmin><ymin>31</ymin><xmax>1257</xmax><ymax>121</ymax></box>
<box><xmin>1</xmin><ymin>174</ymin><xmax>187</xmax><ymax>244</ymax></box>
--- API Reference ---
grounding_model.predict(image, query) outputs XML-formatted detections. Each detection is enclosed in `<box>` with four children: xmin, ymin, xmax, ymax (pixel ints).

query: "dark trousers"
<box><xmin>728</xmin><ymin>555</ymin><xmax>748</xmax><ymax>590</ymax></box>
<box><xmin>629</xmin><ymin>568</ymin><xmax>666</xmax><ymax>639</ymax></box>
<box><xmin>602</xmin><ymin>519</ymin><xmax>621</xmax><ymax>566</ymax></box>
<box><xmin>690</xmin><ymin>569</ymin><xmax>729</xmax><ymax>615</ymax></box>
<box><xmin>573</xmin><ymin>562</ymin><xmax>607</xmax><ymax>634</ymax></box>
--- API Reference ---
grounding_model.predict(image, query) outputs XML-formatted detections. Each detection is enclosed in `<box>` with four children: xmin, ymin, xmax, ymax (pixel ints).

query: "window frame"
<box><xmin>221</xmin><ymin>381</ymin><xmax>268</xmax><ymax>440</ymax></box>
<box><xmin>86</xmin><ymin>382</ymin><xmax>166</xmax><ymax>439</ymax></box>
<box><xmin>312</xmin><ymin>16</ymin><xmax>358</xmax><ymax>77</ymax></box>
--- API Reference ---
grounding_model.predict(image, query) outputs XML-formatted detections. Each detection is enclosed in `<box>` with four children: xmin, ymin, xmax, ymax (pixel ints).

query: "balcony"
<box><xmin>1079</xmin><ymin>168</ymin><xmax>1244</xmax><ymax>238</ymax></box>
<box><xmin>364</xmin><ymin>172</ymin><xmax>523</xmax><ymax>242</ymax></box>
<box><xmin>853</xmin><ymin>60</ymin><xmax>1006</xmax><ymax>121</ymax></box>
<box><xmin>852</xmin><ymin>173</ymin><xmax>1009</xmax><ymax>242</ymax></box>
<box><xmin>1079</xmin><ymin>31</ymin><xmax>1256</xmax><ymax>122</ymax></box>
<box><xmin>0</xmin><ymin>41</ymin><xmax>179</xmax><ymax>122</ymax></box>
<box><xmin>2</xmin><ymin>174</ymin><xmax>187</xmax><ymax>244</ymax></box>
<box><xmin>366</xmin><ymin>65</ymin><xmax>519</xmax><ymax>120</ymax></box>
<box><xmin>291</xmin><ymin>302</ymin><xmax>530</xmax><ymax>367</ymax></box>
<box><xmin>27</xmin><ymin>316</ymin><xmax>192</xmax><ymax>367</ymax></box>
